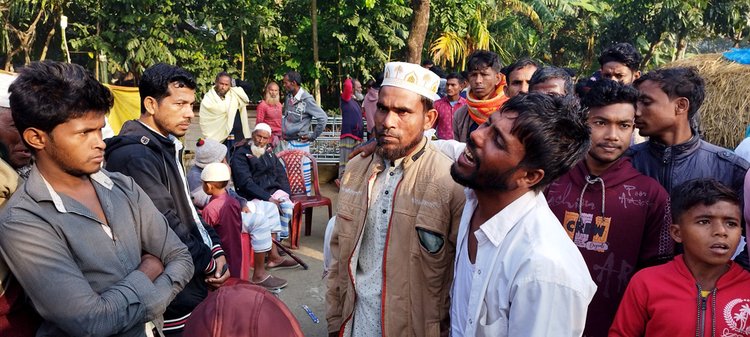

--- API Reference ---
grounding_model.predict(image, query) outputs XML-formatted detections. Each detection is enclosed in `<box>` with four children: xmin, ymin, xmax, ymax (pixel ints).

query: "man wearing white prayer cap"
<box><xmin>326</xmin><ymin>62</ymin><xmax>466</xmax><ymax>337</ymax></box>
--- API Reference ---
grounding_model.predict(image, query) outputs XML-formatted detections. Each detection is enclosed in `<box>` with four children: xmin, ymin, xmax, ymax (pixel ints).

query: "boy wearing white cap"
<box><xmin>201</xmin><ymin>162</ymin><xmax>289</xmax><ymax>290</ymax></box>
<box><xmin>326</xmin><ymin>62</ymin><xmax>465</xmax><ymax>337</ymax></box>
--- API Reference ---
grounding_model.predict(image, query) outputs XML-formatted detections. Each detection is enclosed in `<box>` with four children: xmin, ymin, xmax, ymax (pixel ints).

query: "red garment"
<box><xmin>610</xmin><ymin>255</ymin><xmax>750</xmax><ymax>337</ymax></box>
<box><xmin>256</xmin><ymin>101</ymin><xmax>283</xmax><ymax>137</ymax></box>
<box><xmin>202</xmin><ymin>193</ymin><xmax>243</xmax><ymax>278</ymax></box>
<box><xmin>341</xmin><ymin>78</ymin><xmax>353</xmax><ymax>102</ymax></box>
<box><xmin>545</xmin><ymin>157</ymin><xmax>673</xmax><ymax>337</ymax></box>
<box><xmin>0</xmin><ymin>275</ymin><xmax>40</xmax><ymax>336</ymax></box>
<box><xmin>432</xmin><ymin>96</ymin><xmax>466</xmax><ymax>140</ymax></box>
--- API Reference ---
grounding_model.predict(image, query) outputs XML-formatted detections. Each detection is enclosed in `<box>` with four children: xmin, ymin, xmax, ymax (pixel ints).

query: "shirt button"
<box><xmin>382</xmin><ymin>209</ymin><xmax>387</xmax><ymax>214</ymax></box>
<box><xmin>468</xmin><ymin>319</ymin><xmax>473</xmax><ymax>325</ymax></box>
<box><xmin>389</xmin><ymin>172</ymin><xmax>394</xmax><ymax>176</ymax></box>
<box><xmin>477</xmin><ymin>269</ymin><xmax>482</xmax><ymax>275</ymax></box>
<box><xmin>384</xmin><ymin>190</ymin><xmax>389</xmax><ymax>195</ymax></box>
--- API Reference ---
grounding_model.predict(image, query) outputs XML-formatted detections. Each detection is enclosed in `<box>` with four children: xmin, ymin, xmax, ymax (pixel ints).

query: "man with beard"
<box><xmin>0</xmin><ymin>61</ymin><xmax>192</xmax><ymax>336</ymax></box>
<box><xmin>326</xmin><ymin>62</ymin><xmax>465</xmax><ymax>337</ymax></box>
<box><xmin>449</xmin><ymin>93</ymin><xmax>596</xmax><ymax>337</ymax></box>
<box><xmin>501</xmin><ymin>58</ymin><xmax>540</xmax><ymax>98</ymax></box>
<box><xmin>105</xmin><ymin>64</ymin><xmax>230</xmax><ymax>335</ymax></box>
<box><xmin>199</xmin><ymin>72</ymin><xmax>251</xmax><ymax>154</ymax></box>
<box><xmin>544</xmin><ymin>80</ymin><xmax>673</xmax><ymax>337</ymax></box>
<box><xmin>452</xmin><ymin>50</ymin><xmax>509</xmax><ymax>142</ymax></box>
<box><xmin>0</xmin><ymin>73</ymin><xmax>33</xmax><ymax>180</ymax></box>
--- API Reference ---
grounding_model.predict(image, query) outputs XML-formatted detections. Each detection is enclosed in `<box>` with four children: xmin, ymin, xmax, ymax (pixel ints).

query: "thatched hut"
<box><xmin>664</xmin><ymin>53</ymin><xmax>750</xmax><ymax>149</ymax></box>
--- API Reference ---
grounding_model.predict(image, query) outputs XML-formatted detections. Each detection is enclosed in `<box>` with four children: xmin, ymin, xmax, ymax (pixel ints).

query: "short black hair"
<box><xmin>501</xmin><ymin>58</ymin><xmax>540</xmax><ymax>78</ymax></box>
<box><xmin>502</xmin><ymin>93</ymin><xmax>590</xmax><ymax>192</ymax></box>
<box><xmin>446</xmin><ymin>72</ymin><xmax>461</xmax><ymax>81</ymax></box>
<box><xmin>598</xmin><ymin>42</ymin><xmax>642</xmax><ymax>72</ymax></box>
<box><xmin>671</xmin><ymin>179</ymin><xmax>740</xmax><ymax>224</ymax></box>
<box><xmin>284</xmin><ymin>71</ymin><xmax>302</xmax><ymax>86</ymax></box>
<box><xmin>634</xmin><ymin>67</ymin><xmax>705</xmax><ymax>120</ymax></box>
<box><xmin>139</xmin><ymin>63</ymin><xmax>196</xmax><ymax>115</ymax></box>
<box><xmin>422</xmin><ymin>59</ymin><xmax>434</xmax><ymax>67</ymax></box>
<box><xmin>9</xmin><ymin>61</ymin><xmax>113</xmax><ymax>137</ymax></box>
<box><xmin>581</xmin><ymin>79</ymin><xmax>639</xmax><ymax>110</ymax></box>
<box><xmin>215</xmin><ymin>71</ymin><xmax>231</xmax><ymax>81</ymax></box>
<box><xmin>529</xmin><ymin>66</ymin><xmax>574</xmax><ymax>95</ymax></box>
<box><xmin>466</xmin><ymin>50</ymin><xmax>503</xmax><ymax>74</ymax></box>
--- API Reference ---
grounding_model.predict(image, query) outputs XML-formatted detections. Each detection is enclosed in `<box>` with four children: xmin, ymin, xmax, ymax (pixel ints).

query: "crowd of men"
<box><xmin>1</xmin><ymin>40</ymin><xmax>750</xmax><ymax>337</ymax></box>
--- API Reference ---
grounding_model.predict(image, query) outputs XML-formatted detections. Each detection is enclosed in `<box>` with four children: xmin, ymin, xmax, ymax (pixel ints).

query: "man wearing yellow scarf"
<box><xmin>452</xmin><ymin>50</ymin><xmax>509</xmax><ymax>142</ymax></box>
<box><xmin>199</xmin><ymin>72</ymin><xmax>251</xmax><ymax>150</ymax></box>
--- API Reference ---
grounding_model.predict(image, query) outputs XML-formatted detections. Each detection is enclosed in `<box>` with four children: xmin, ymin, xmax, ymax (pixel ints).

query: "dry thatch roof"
<box><xmin>665</xmin><ymin>53</ymin><xmax>750</xmax><ymax>149</ymax></box>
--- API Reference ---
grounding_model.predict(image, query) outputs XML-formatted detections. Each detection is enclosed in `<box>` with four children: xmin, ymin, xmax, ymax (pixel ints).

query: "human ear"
<box><xmin>674</xmin><ymin>97</ymin><xmax>690</xmax><ymax>116</ymax></box>
<box><xmin>669</xmin><ymin>224</ymin><xmax>683</xmax><ymax>243</ymax></box>
<box><xmin>518</xmin><ymin>168</ymin><xmax>544</xmax><ymax>190</ymax></box>
<box><xmin>423</xmin><ymin>108</ymin><xmax>438</xmax><ymax>130</ymax></box>
<box><xmin>22</xmin><ymin>128</ymin><xmax>47</xmax><ymax>152</ymax></box>
<box><xmin>143</xmin><ymin>97</ymin><xmax>158</xmax><ymax>116</ymax></box>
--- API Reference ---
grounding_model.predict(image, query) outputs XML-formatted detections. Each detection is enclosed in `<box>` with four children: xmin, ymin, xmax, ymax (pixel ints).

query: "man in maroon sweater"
<box><xmin>545</xmin><ymin>80</ymin><xmax>674</xmax><ymax>337</ymax></box>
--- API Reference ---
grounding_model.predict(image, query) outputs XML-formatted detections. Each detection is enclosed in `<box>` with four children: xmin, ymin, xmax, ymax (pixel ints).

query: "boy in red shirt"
<box><xmin>610</xmin><ymin>179</ymin><xmax>750</xmax><ymax>337</ymax></box>
<box><xmin>201</xmin><ymin>163</ymin><xmax>288</xmax><ymax>290</ymax></box>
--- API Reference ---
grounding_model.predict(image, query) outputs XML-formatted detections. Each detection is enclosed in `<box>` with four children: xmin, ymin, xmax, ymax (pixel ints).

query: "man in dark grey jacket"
<box><xmin>0</xmin><ymin>61</ymin><xmax>193</xmax><ymax>336</ymax></box>
<box><xmin>628</xmin><ymin>67</ymin><xmax>749</xmax><ymax>267</ymax></box>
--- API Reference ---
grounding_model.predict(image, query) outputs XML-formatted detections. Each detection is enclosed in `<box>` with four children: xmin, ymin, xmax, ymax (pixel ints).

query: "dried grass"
<box><xmin>665</xmin><ymin>54</ymin><xmax>750</xmax><ymax>149</ymax></box>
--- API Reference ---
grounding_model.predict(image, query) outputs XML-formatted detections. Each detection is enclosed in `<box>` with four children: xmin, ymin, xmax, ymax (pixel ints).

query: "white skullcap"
<box><xmin>381</xmin><ymin>62</ymin><xmax>441</xmax><ymax>101</ymax></box>
<box><xmin>253</xmin><ymin>123</ymin><xmax>272</xmax><ymax>134</ymax></box>
<box><xmin>201</xmin><ymin>162</ymin><xmax>231</xmax><ymax>182</ymax></box>
<box><xmin>0</xmin><ymin>72</ymin><xmax>17</xmax><ymax>108</ymax></box>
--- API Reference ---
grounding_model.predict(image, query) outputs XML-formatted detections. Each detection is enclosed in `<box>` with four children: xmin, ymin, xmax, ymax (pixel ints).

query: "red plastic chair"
<box><xmin>277</xmin><ymin>150</ymin><xmax>332</xmax><ymax>249</ymax></box>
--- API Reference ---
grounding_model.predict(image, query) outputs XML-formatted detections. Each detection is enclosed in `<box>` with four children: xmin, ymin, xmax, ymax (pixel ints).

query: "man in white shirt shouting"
<box><xmin>449</xmin><ymin>93</ymin><xmax>597</xmax><ymax>337</ymax></box>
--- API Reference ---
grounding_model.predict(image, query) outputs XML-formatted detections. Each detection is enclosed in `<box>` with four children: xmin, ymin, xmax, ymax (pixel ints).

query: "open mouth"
<box><xmin>463</xmin><ymin>147</ymin><xmax>475</xmax><ymax>162</ymax></box>
<box><xmin>710</xmin><ymin>242</ymin><xmax>731</xmax><ymax>254</ymax></box>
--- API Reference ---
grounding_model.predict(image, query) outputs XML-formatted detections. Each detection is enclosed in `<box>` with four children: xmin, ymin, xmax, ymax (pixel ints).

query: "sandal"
<box><xmin>267</xmin><ymin>257</ymin><xmax>300</xmax><ymax>270</ymax></box>
<box><xmin>251</xmin><ymin>274</ymin><xmax>288</xmax><ymax>290</ymax></box>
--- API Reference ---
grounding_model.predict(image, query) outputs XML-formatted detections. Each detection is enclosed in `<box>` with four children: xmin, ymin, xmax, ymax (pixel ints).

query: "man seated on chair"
<box><xmin>231</xmin><ymin>123</ymin><xmax>298</xmax><ymax>267</ymax></box>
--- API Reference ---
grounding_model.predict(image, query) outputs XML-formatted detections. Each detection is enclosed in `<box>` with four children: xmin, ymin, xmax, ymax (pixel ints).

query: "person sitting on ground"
<box><xmin>609</xmin><ymin>179</ymin><xmax>750</xmax><ymax>337</ymax></box>
<box><xmin>200</xmin><ymin>162</ymin><xmax>289</xmax><ymax>290</ymax></box>
<box><xmin>529</xmin><ymin>66</ymin><xmax>575</xmax><ymax>96</ymax></box>
<box><xmin>187</xmin><ymin>138</ymin><xmax>247</xmax><ymax>210</ymax></box>
<box><xmin>0</xmin><ymin>60</ymin><xmax>193</xmax><ymax>336</ymax></box>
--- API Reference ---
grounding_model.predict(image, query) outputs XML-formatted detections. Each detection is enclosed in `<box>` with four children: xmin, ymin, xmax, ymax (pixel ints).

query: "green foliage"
<box><xmin>2</xmin><ymin>0</ymin><xmax>748</xmax><ymax>109</ymax></box>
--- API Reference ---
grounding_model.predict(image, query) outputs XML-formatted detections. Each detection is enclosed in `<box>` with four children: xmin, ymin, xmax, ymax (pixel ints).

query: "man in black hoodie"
<box><xmin>105</xmin><ymin>64</ymin><xmax>229</xmax><ymax>336</ymax></box>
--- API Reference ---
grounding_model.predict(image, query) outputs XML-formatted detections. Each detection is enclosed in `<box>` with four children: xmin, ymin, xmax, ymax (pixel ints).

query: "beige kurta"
<box><xmin>199</xmin><ymin>87</ymin><xmax>251</xmax><ymax>142</ymax></box>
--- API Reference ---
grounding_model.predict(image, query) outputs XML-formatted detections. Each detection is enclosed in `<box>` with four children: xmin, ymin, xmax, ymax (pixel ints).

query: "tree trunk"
<box><xmin>39</xmin><ymin>27</ymin><xmax>55</xmax><ymax>61</ymax></box>
<box><xmin>405</xmin><ymin>0</ymin><xmax>430</xmax><ymax>64</ymax></box>
<box><xmin>675</xmin><ymin>32</ymin><xmax>688</xmax><ymax>60</ymax></box>
<box><xmin>311</xmin><ymin>0</ymin><xmax>321</xmax><ymax>104</ymax></box>
<box><xmin>642</xmin><ymin>37</ymin><xmax>663</xmax><ymax>69</ymax></box>
<box><xmin>240</xmin><ymin>33</ymin><xmax>245</xmax><ymax>81</ymax></box>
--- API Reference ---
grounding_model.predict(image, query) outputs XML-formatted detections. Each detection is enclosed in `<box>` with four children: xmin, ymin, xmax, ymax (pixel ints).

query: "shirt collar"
<box><xmin>293</xmin><ymin>88</ymin><xmax>306</xmax><ymax>101</ymax></box>
<box><xmin>27</xmin><ymin>166</ymin><xmax>114</xmax><ymax>214</ymax></box>
<box><xmin>470</xmin><ymin>190</ymin><xmax>539</xmax><ymax>247</ymax></box>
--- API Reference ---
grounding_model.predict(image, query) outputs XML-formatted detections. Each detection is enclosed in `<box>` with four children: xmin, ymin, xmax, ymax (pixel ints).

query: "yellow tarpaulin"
<box><xmin>105</xmin><ymin>85</ymin><xmax>140</xmax><ymax>135</ymax></box>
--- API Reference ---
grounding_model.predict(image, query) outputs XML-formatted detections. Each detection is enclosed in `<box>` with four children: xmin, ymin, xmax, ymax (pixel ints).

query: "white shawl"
<box><xmin>199</xmin><ymin>87</ymin><xmax>251</xmax><ymax>142</ymax></box>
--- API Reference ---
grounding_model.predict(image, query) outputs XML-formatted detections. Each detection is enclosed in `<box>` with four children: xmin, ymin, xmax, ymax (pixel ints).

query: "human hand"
<box><xmin>138</xmin><ymin>253</ymin><xmax>164</xmax><ymax>282</ymax></box>
<box><xmin>348</xmin><ymin>139</ymin><xmax>376</xmax><ymax>160</ymax></box>
<box><xmin>242</xmin><ymin>205</ymin><xmax>251</xmax><ymax>213</ymax></box>
<box><xmin>299</xmin><ymin>135</ymin><xmax>310</xmax><ymax>142</ymax></box>
<box><xmin>205</xmin><ymin>256</ymin><xmax>230</xmax><ymax>289</ymax></box>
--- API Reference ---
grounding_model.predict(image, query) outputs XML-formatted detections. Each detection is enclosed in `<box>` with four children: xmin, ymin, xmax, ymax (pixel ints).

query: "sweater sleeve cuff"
<box><xmin>204</xmin><ymin>258</ymin><xmax>216</xmax><ymax>275</ymax></box>
<box><xmin>211</xmin><ymin>244</ymin><xmax>225</xmax><ymax>259</ymax></box>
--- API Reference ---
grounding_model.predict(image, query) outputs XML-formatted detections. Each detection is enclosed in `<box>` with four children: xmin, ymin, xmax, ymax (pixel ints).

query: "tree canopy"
<box><xmin>2</xmin><ymin>0</ymin><xmax>748</xmax><ymax>111</ymax></box>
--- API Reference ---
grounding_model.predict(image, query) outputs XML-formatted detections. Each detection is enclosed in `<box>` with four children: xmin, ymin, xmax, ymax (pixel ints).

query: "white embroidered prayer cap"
<box><xmin>0</xmin><ymin>72</ymin><xmax>17</xmax><ymax>108</ymax></box>
<box><xmin>201</xmin><ymin>162</ymin><xmax>231</xmax><ymax>182</ymax></box>
<box><xmin>381</xmin><ymin>62</ymin><xmax>441</xmax><ymax>101</ymax></box>
<box><xmin>253</xmin><ymin>123</ymin><xmax>273</xmax><ymax>134</ymax></box>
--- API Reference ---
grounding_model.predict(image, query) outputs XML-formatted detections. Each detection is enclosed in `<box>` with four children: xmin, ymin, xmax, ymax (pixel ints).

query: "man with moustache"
<box><xmin>449</xmin><ymin>93</ymin><xmax>596</xmax><ymax>336</ymax></box>
<box><xmin>105</xmin><ymin>64</ymin><xmax>230</xmax><ymax>335</ymax></box>
<box><xmin>0</xmin><ymin>61</ymin><xmax>192</xmax><ymax>336</ymax></box>
<box><xmin>326</xmin><ymin>62</ymin><xmax>465</xmax><ymax>337</ymax></box>
<box><xmin>501</xmin><ymin>58</ymin><xmax>540</xmax><ymax>98</ymax></box>
<box><xmin>544</xmin><ymin>80</ymin><xmax>672</xmax><ymax>337</ymax></box>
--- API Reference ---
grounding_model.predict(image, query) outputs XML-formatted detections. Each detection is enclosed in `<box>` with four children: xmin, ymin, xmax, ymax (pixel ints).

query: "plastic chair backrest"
<box><xmin>277</xmin><ymin>150</ymin><xmax>323</xmax><ymax>197</ymax></box>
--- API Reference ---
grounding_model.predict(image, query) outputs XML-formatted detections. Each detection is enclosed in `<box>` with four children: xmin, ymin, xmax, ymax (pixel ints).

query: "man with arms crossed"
<box><xmin>0</xmin><ymin>61</ymin><xmax>192</xmax><ymax>336</ymax></box>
